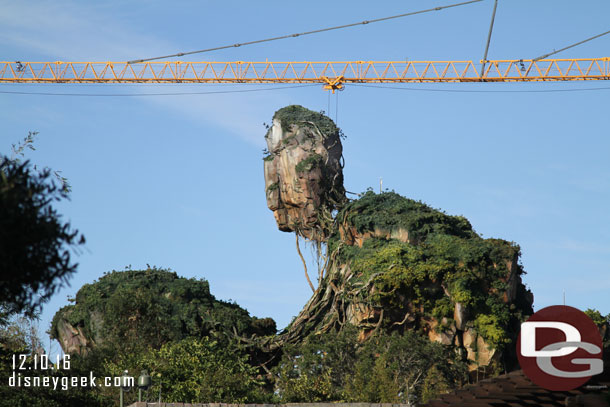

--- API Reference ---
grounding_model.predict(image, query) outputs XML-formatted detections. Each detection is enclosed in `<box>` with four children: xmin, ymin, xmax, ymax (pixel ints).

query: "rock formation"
<box><xmin>51</xmin><ymin>267</ymin><xmax>276</xmax><ymax>356</ymax></box>
<box><xmin>263</xmin><ymin>105</ymin><xmax>345</xmax><ymax>241</ymax></box>
<box><xmin>260</xmin><ymin>106</ymin><xmax>534</xmax><ymax>371</ymax></box>
<box><xmin>279</xmin><ymin>190</ymin><xmax>534</xmax><ymax>371</ymax></box>
<box><xmin>53</xmin><ymin>106</ymin><xmax>536</xmax><ymax>376</ymax></box>
<box><xmin>53</xmin><ymin>317</ymin><xmax>94</xmax><ymax>355</ymax></box>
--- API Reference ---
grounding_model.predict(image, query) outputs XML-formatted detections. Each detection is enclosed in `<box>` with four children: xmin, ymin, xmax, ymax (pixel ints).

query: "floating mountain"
<box><xmin>266</xmin><ymin>105</ymin><xmax>534</xmax><ymax>371</ymax></box>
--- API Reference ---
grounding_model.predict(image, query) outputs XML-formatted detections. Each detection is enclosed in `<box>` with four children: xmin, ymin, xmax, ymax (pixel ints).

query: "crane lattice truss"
<box><xmin>1</xmin><ymin>58</ymin><xmax>609</xmax><ymax>91</ymax></box>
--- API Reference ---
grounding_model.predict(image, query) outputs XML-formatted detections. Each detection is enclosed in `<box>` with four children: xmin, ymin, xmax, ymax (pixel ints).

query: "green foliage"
<box><xmin>346</xmin><ymin>331</ymin><xmax>467</xmax><ymax>404</ymax></box>
<box><xmin>275</xmin><ymin>327</ymin><xmax>467</xmax><ymax>403</ymax></box>
<box><xmin>474</xmin><ymin>314</ymin><xmax>509</xmax><ymax>347</ymax></box>
<box><xmin>38</xmin><ymin>185</ymin><xmax>531</xmax><ymax>404</ymax></box>
<box><xmin>348</xmin><ymin>239</ymin><xmax>450</xmax><ymax>309</ymax></box>
<box><xmin>347</xmin><ymin>355</ymin><xmax>399</xmax><ymax>403</ymax></box>
<box><xmin>0</xmin><ymin>313</ymin><xmax>112</xmax><ymax>407</ymax></box>
<box><xmin>584</xmin><ymin>308</ymin><xmax>610</xmax><ymax>349</ymax></box>
<box><xmin>276</xmin><ymin>367</ymin><xmax>334</xmax><ymax>402</ymax></box>
<box><xmin>275</xmin><ymin>326</ymin><xmax>358</xmax><ymax>401</ymax></box>
<box><xmin>421</xmin><ymin>365</ymin><xmax>451</xmax><ymax>404</ymax></box>
<box><xmin>48</xmin><ymin>269</ymin><xmax>278</xmax><ymax>405</ymax></box>
<box><xmin>0</xmin><ymin>157</ymin><xmax>84</xmax><ymax>317</ymax></box>
<box><xmin>295</xmin><ymin>153</ymin><xmax>323</xmax><ymax>173</ymax></box>
<box><xmin>50</xmin><ymin>267</ymin><xmax>276</xmax><ymax>355</ymax></box>
<box><xmin>104</xmin><ymin>337</ymin><xmax>269</xmax><ymax>404</ymax></box>
<box><xmin>328</xmin><ymin>191</ymin><xmax>530</xmax><ymax>351</ymax></box>
<box><xmin>585</xmin><ymin>308</ymin><xmax>609</xmax><ymax>326</ymax></box>
<box><xmin>337</xmin><ymin>190</ymin><xmax>476</xmax><ymax>242</ymax></box>
<box><xmin>273</xmin><ymin>105</ymin><xmax>339</xmax><ymax>137</ymax></box>
<box><xmin>0</xmin><ymin>311</ymin><xmax>46</xmax><ymax>366</ymax></box>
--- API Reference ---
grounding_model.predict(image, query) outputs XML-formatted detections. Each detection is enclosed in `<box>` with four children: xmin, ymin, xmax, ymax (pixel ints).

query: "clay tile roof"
<box><xmin>423</xmin><ymin>370</ymin><xmax>610</xmax><ymax>407</ymax></box>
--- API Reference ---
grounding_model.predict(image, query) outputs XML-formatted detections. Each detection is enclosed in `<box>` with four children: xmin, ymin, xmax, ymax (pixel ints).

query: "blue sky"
<box><xmin>2</xmin><ymin>0</ymin><xmax>610</xmax><ymax>352</ymax></box>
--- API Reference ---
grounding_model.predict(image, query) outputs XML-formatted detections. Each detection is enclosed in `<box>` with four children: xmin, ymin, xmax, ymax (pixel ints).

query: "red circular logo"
<box><xmin>517</xmin><ymin>305</ymin><xmax>603</xmax><ymax>390</ymax></box>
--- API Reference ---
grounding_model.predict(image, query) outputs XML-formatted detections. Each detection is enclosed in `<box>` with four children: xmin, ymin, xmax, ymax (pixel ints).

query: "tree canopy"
<box><xmin>275</xmin><ymin>326</ymin><xmax>468</xmax><ymax>404</ymax></box>
<box><xmin>0</xmin><ymin>157</ymin><xmax>84</xmax><ymax>317</ymax></box>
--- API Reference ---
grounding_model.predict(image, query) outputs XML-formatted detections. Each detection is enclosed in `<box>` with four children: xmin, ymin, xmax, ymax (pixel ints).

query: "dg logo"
<box><xmin>517</xmin><ymin>305</ymin><xmax>604</xmax><ymax>390</ymax></box>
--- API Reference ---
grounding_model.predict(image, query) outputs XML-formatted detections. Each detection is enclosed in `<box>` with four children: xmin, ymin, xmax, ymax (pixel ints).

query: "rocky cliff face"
<box><xmin>53</xmin><ymin>317</ymin><xmax>94</xmax><ymax>355</ymax></box>
<box><xmin>260</xmin><ymin>106</ymin><xmax>533</xmax><ymax>372</ymax></box>
<box><xmin>263</xmin><ymin>105</ymin><xmax>345</xmax><ymax>241</ymax></box>
<box><xmin>281</xmin><ymin>191</ymin><xmax>534</xmax><ymax>371</ymax></box>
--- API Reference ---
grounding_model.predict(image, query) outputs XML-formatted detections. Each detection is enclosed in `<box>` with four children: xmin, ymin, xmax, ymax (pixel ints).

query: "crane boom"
<box><xmin>2</xmin><ymin>58</ymin><xmax>609</xmax><ymax>91</ymax></box>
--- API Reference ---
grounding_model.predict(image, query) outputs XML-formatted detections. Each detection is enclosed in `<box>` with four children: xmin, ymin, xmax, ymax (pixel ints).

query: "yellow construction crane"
<box><xmin>1</xmin><ymin>58</ymin><xmax>609</xmax><ymax>92</ymax></box>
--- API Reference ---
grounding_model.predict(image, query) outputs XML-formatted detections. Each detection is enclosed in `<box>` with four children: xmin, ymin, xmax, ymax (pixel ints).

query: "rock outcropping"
<box><xmin>263</xmin><ymin>105</ymin><xmax>345</xmax><ymax>241</ymax></box>
<box><xmin>53</xmin><ymin>317</ymin><xmax>94</xmax><ymax>355</ymax></box>
<box><xmin>51</xmin><ymin>268</ymin><xmax>276</xmax><ymax>356</ymax></box>
<box><xmin>281</xmin><ymin>191</ymin><xmax>534</xmax><ymax>371</ymax></box>
<box><xmin>261</xmin><ymin>106</ymin><xmax>534</xmax><ymax>371</ymax></box>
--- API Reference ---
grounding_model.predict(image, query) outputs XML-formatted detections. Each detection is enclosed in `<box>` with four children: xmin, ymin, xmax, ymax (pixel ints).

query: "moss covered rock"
<box><xmin>282</xmin><ymin>191</ymin><xmax>533</xmax><ymax>371</ymax></box>
<box><xmin>51</xmin><ymin>267</ymin><xmax>276</xmax><ymax>355</ymax></box>
<box><xmin>263</xmin><ymin>105</ymin><xmax>345</xmax><ymax>241</ymax></box>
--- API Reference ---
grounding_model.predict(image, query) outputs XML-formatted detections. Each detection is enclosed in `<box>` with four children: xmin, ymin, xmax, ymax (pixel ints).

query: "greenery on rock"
<box><xmin>273</xmin><ymin>105</ymin><xmax>339</xmax><ymax>137</ymax></box>
<box><xmin>295</xmin><ymin>153</ymin><xmax>323</xmax><ymax>173</ymax></box>
<box><xmin>4</xmin><ymin>126</ymin><xmax>541</xmax><ymax>405</ymax></box>
<box><xmin>45</xmin><ymin>189</ymin><xmax>535</xmax><ymax>404</ymax></box>
<box><xmin>264</xmin><ymin>105</ymin><xmax>346</xmax><ymax>240</ymax></box>
<box><xmin>322</xmin><ymin>191</ymin><xmax>532</xmax><ymax>351</ymax></box>
<box><xmin>50</xmin><ymin>267</ymin><xmax>276</xmax><ymax>354</ymax></box>
<box><xmin>335</xmin><ymin>190</ymin><xmax>476</xmax><ymax>242</ymax></box>
<box><xmin>46</xmin><ymin>268</ymin><xmax>277</xmax><ymax>405</ymax></box>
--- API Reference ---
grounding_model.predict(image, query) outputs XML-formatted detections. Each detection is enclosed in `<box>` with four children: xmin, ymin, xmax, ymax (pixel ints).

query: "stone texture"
<box><xmin>339</xmin><ymin>223</ymin><xmax>413</xmax><ymax>247</ymax></box>
<box><xmin>427</xmin><ymin>318</ymin><xmax>457</xmax><ymax>346</ymax></box>
<box><xmin>454</xmin><ymin>302</ymin><xmax>467</xmax><ymax>331</ymax></box>
<box><xmin>331</xmin><ymin>226</ymin><xmax>532</xmax><ymax>371</ymax></box>
<box><xmin>264</xmin><ymin>106</ymin><xmax>345</xmax><ymax>241</ymax></box>
<box><xmin>54</xmin><ymin>317</ymin><xmax>91</xmax><ymax>356</ymax></box>
<box><xmin>463</xmin><ymin>327</ymin><xmax>496</xmax><ymax>368</ymax></box>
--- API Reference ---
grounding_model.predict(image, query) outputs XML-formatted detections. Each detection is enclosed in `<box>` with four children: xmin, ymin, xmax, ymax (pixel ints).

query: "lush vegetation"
<box><xmin>585</xmin><ymin>308</ymin><xmax>610</xmax><ymax>326</ymax></box>
<box><xmin>0</xmin><ymin>311</ymin><xmax>112</xmax><ymax>407</ymax></box>
<box><xmin>275</xmin><ymin>325</ymin><xmax>468</xmax><ymax>404</ymax></box>
<box><xmin>272</xmin><ymin>105</ymin><xmax>339</xmax><ymax>137</ymax></box>
<box><xmin>327</xmin><ymin>191</ymin><xmax>532</xmax><ymax>352</ymax></box>
<box><xmin>585</xmin><ymin>308</ymin><xmax>610</xmax><ymax>349</ymax></box>
<box><xmin>3</xmin><ymin>127</ymin><xmax>537</xmax><ymax>405</ymax></box>
<box><xmin>104</xmin><ymin>337</ymin><xmax>270</xmax><ymax>404</ymax></box>
<box><xmin>41</xmin><ymin>264</ymin><xmax>475</xmax><ymax>405</ymax></box>
<box><xmin>335</xmin><ymin>190</ymin><xmax>476</xmax><ymax>242</ymax></box>
<box><xmin>50</xmin><ymin>267</ymin><xmax>276</xmax><ymax>354</ymax></box>
<box><xmin>0</xmin><ymin>157</ymin><xmax>84</xmax><ymax>317</ymax></box>
<box><xmin>43</xmin><ymin>268</ymin><xmax>278</xmax><ymax>405</ymax></box>
<box><xmin>0</xmin><ymin>134</ymin><xmax>100</xmax><ymax>406</ymax></box>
